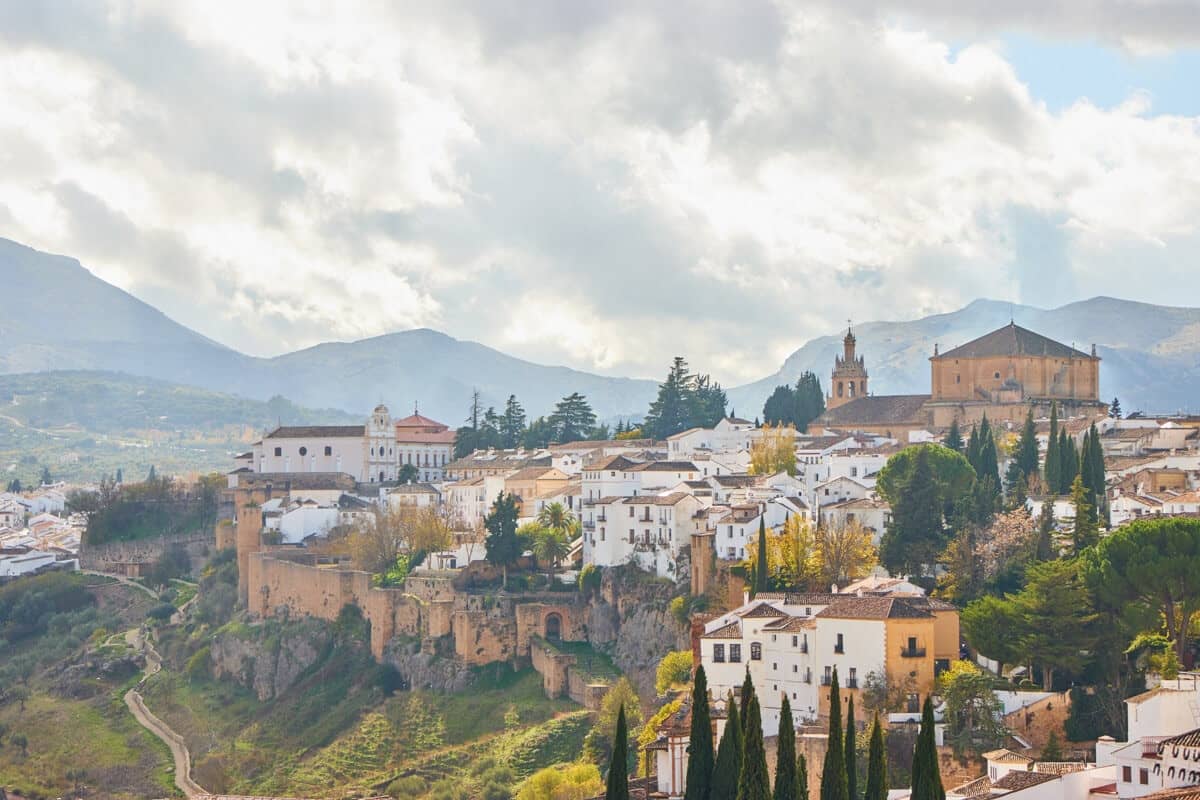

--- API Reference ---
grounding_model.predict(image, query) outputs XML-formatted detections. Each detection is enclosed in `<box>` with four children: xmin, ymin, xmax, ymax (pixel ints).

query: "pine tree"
<box><xmin>606</xmin><ymin>704</ymin><xmax>630</xmax><ymax>800</ymax></box>
<box><xmin>1035</xmin><ymin>500</ymin><xmax>1056</xmax><ymax>561</ymax></box>
<box><xmin>146</xmin><ymin>465</ymin><xmax>156</xmax><ymax>482</ymax></box>
<box><xmin>879</xmin><ymin>446</ymin><xmax>944</xmax><ymax>578</ymax></box>
<box><xmin>685</xmin><ymin>666</ymin><xmax>715</xmax><ymax>800</ymax></box>
<box><xmin>943</xmin><ymin>419</ymin><xmax>963</xmax><ymax>453</ymax></box>
<box><xmin>756</xmin><ymin>517</ymin><xmax>770</xmax><ymax>595</ymax></box>
<box><xmin>738</xmin><ymin>694</ymin><xmax>771</xmax><ymax>800</ymax></box>
<box><xmin>1045</xmin><ymin>402</ymin><xmax>1060</xmax><ymax>494</ymax></box>
<box><xmin>1014</xmin><ymin>409</ymin><xmax>1039</xmax><ymax>481</ymax></box>
<box><xmin>910</xmin><ymin>697</ymin><xmax>944</xmax><ymax>800</ymax></box>
<box><xmin>775</xmin><ymin>694</ymin><xmax>798</xmax><ymax>800</ymax></box>
<box><xmin>501</xmin><ymin>394</ymin><xmax>527</xmax><ymax>448</ymax></box>
<box><xmin>1109</xmin><ymin>397</ymin><xmax>1122</xmax><ymax>419</ymax></box>
<box><xmin>1042</xmin><ymin>730</ymin><xmax>1064</xmax><ymax>762</ymax></box>
<box><xmin>1069</xmin><ymin>475</ymin><xmax>1099</xmax><ymax>555</ymax></box>
<box><xmin>821</xmin><ymin>668</ymin><xmax>848</xmax><ymax>800</ymax></box>
<box><xmin>712</xmin><ymin>693</ymin><xmax>744</xmax><ymax>800</ymax></box>
<box><xmin>845</xmin><ymin>696</ymin><xmax>858</xmax><ymax>800</ymax></box>
<box><xmin>798</xmin><ymin>753</ymin><xmax>809</xmax><ymax>800</ymax></box>
<box><xmin>864</xmin><ymin>716</ymin><xmax>886</xmax><ymax>800</ymax></box>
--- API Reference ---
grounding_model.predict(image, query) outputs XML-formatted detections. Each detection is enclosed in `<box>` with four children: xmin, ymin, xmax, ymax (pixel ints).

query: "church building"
<box><xmin>816</xmin><ymin>322</ymin><xmax>1105</xmax><ymax>438</ymax></box>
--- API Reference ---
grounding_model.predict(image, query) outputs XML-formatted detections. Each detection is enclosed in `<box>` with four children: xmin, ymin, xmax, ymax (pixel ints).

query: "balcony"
<box><xmin>834</xmin><ymin>645</ymin><xmax>844</xmax><ymax>654</ymax></box>
<box><xmin>803</xmin><ymin>673</ymin><xmax>812</xmax><ymax>684</ymax></box>
<box><xmin>847</xmin><ymin>678</ymin><xmax>858</xmax><ymax>689</ymax></box>
<box><xmin>899</xmin><ymin>646</ymin><xmax>927</xmax><ymax>658</ymax></box>
<box><xmin>821</xmin><ymin>675</ymin><xmax>832</xmax><ymax>686</ymax></box>
<box><xmin>799</xmin><ymin>643</ymin><xmax>809</xmax><ymax>654</ymax></box>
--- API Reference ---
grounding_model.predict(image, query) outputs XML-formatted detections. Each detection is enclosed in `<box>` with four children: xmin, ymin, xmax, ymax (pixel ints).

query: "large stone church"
<box><xmin>817</xmin><ymin>322</ymin><xmax>1105</xmax><ymax>437</ymax></box>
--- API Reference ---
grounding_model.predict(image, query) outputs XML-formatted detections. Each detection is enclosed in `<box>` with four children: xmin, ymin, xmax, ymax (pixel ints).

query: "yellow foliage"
<box><xmin>815</xmin><ymin>519</ymin><xmax>877</xmax><ymax>587</ymax></box>
<box><xmin>749</xmin><ymin>424</ymin><xmax>797</xmax><ymax>476</ymax></box>
<box><xmin>517</xmin><ymin>763</ymin><xmax>604</xmax><ymax>800</ymax></box>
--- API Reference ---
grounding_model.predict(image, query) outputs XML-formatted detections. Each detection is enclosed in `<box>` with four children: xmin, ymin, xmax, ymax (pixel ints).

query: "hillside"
<box><xmin>727</xmin><ymin>298</ymin><xmax>1200</xmax><ymax>418</ymax></box>
<box><xmin>0</xmin><ymin>371</ymin><xmax>359</xmax><ymax>485</ymax></box>
<box><xmin>0</xmin><ymin>238</ymin><xmax>657</xmax><ymax>420</ymax></box>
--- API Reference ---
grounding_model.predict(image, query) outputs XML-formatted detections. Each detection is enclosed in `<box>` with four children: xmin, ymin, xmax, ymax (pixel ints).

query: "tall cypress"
<box><xmin>686</xmin><ymin>666</ymin><xmax>715</xmax><ymax>800</ymax></box>
<box><xmin>741</xmin><ymin>669</ymin><xmax>757</xmax><ymax>738</ymax></box>
<box><xmin>1045</xmin><ymin>402</ymin><xmax>1060</xmax><ymax>494</ymax></box>
<box><xmin>756</xmin><ymin>517</ymin><xmax>770</xmax><ymax>595</ymax></box>
<box><xmin>910</xmin><ymin>697</ymin><xmax>944</xmax><ymax>800</ymax></box>
<box><xmin>1059</xmin><ymin>430</ymin><xmax>1078</xmax><ymax>491</ymax></box>
<box><xmin>738</xmin><ymin>695</ymin><xmax>771</xmax><ymax>800</ymax></box>
<box><xmin>798</xmin><ymin>753</ymin><xmax>809</xmax><ymax>800</ymax></box>
<box><xmin>713</xmin><ymin>692</ymin><xmax>744</xmax><ymax>800</ymax></box>
<box><xmin>1014</xmin><ymin>409</ymin><xmax>1039</xmax><ymax>479</ymax></box>
<box><xmin>845</xmin><ymin>696</ymin><xmax>857</xmax><ymax>800</ymax></box>
<box><xmin>943</xmin><ymin>419</ymin><xmax>963</xmax><ymax>453</ymax></box>
<box><xmin>821</xmin><ymin>668</ymin><xmax>848</xmax><ymax>800</ymax></box>
<box><xmin>775</xmin><ymin>695</ymin><xmax>798</xmax><ymax>800</ymax></box>
<box><xmin>864</xmin><ymin>716</ymin><xmax>886</xmax><ymax>800</ymax></box>
<box><xmin>606</xmin><ymin>704</ymin><xmax>630</xmax><ymax>800</ymax></box>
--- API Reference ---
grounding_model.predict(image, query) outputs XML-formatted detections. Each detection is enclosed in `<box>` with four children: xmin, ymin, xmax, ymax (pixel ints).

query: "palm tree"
<box><xmin>537</xmin><ymin>501</ymin><xmax>581</xmax><ymax>541</ymax></box>
<box><xmin>532</xmin><ymin>527</ymin><xmax>571</xmax><ymax>583</ymax></box>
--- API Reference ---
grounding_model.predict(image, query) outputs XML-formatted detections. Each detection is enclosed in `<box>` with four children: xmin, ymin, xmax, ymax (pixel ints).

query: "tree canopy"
<box><xmin>641</xmin><ymin>357</ymin><xmax>728</xmax><ymax>439</ymax></box>
<box><xmin>762</xmin><ymin>372</ymin><xmax>825</xmax><ymax>432</ymax></box>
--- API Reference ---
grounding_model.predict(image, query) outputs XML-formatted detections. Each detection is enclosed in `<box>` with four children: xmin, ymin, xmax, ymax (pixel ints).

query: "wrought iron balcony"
<box><xmin>900</xmin><ymin>646</ymin><xmax>927</xmax><ymax>658</ymax></box>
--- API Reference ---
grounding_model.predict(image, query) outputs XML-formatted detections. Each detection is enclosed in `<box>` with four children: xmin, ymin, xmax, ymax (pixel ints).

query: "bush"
<box><xmin>185</xmin><ymin>645</ymin><xmax>211</xmax><ymax>682</ymax></box>
<box><xmin>578</xmin><ymin>564</ymin><xmax>601</xmax><ymax>595</ymax></box>
<box><xmin>655</xmin><ymin>650</ymin><xmax>693</xmax><ymax>694</ymax></box>
<box><xmin>147</xmin><ymin>602</ymin><xmax>176</xmax><ymax>621</ymax></box>
<box><xmin>387</xmin><ymin>775</ymin><xmax>427</xmax><ymax>799</ymax></box>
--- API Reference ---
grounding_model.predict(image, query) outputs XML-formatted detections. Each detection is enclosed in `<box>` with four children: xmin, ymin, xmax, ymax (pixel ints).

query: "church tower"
<box><xmin>828</xmin><ymin>326</ymin><xmax>868</xmax><ymax>410</ymax></box>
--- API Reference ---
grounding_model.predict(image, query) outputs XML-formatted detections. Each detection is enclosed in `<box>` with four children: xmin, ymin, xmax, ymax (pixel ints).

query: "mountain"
<box><xmin>0</xmin><ymin>238</ymin><xmax>658</xmax><ymax>421</ymax></box>
<box><xmin>727</xmin><ymin>297</ymin><xmax>1200</xmax><ymax>418</ymax></box>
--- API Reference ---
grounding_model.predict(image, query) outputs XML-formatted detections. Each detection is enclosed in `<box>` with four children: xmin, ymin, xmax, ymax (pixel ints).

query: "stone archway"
<box><xmin>544</xmin><ymin>612</ymin><xmax>562</xmax><ymax>641</ymax></box>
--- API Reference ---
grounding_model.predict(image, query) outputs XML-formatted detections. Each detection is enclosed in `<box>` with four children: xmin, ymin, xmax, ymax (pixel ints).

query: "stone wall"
<box><xmin>80</xmin><ymin>529</ymin><xmax>212</xmax><ymax>577</ymax></box>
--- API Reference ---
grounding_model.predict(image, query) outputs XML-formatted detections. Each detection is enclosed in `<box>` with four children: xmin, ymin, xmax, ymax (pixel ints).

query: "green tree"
<box><xmin>880</xmin><ymin>446</ymin><xmax>949</xmax><ymax>578</ymax></box>
<box><xmin>1016</xmin><ymin>558</ymin><xmax>1097</xmax><ymax>688</ymax></box>
<box><xmin>656</xmin><ymin>651</ymin><xmax>693</xmax><ymax>695</ymax></box>
<box><xmin>755</xmin><ymin>518</ymin><xmax>770</xmax><ymax>596</ymax></box>
<box><xmin>591</xmin><ymin>679</ymin><xmax>642</xmax><ymax>772</ymax></box>
<box><xmin>909</xmin><ymin>698</ymin><xmax>943</xmax><ymax>800</ymax></box>
<box><xmin>961</xmin><ymin>596</ymin><xmax>1022</xmax><ymax>676</ymax></box>
<box><xmin>938</xmin><ymin>661</ymin><xmax>1007</xmax><ymax>756</ymax></box>
<box><xmin>864</xmin><ymin>716</ymin><xmax>886</xmax><ymax>800</ymax></box>
<box><xmin>501</xmin><ymin>395</ymin><xmax>527</xmax><ymax>448</ymax></box>
<box><xmin>40</xmin><ymin>466</ymin><xmax>52</xmax><ymax>485</ymax></box>
<box><xmin>644</xmin><ymin>357</ymin><xmax>695</xmax><ymax>439</ymax></box>
<box><xmin>1013</xmin><ymin>409</ymin><xmax>1039</xmax><ymax>482</ymax></box>
<box><xmin>1109</xmin><ymin>398</ymin><xmax>1122</xmax><ymax>419</ymax></box>
<box><xmin>741</xmin><ymin>669</ymin><xmax>758</xmax><ymax>737</ymax></box>
<box><xmin>876</xmin><ymin>444</ymin><xmax>976</xmax><ymax>511</ymax></box>
<box><xmin>531</xmin><ymin>527</ymin><xmax>571</xmax><ymax>583</ymax></box>
<box><xmin>550</xmin><ymin>393</ymin><xmax>598</xmax><ymax>443</ymax></box>
<box><xmin>1035</xmin><ymin>500</ymin><xmax>1056</xmax><ymax>561</ymax></box>
<box><xmin>398</xmin><ymin>463</ymin><xmax>419</xmax><ymax>483</ymax></box>
<box><xmin>1069</xmin><ymin>475</ymin><xmax>1099</xmax><ymax>556</ymax></box>
<box><xmin>712</xmin><ymin>692</ymin><xmax>744</xmax><ymax>800</ymax></box>
<box><xmin>454</xmin><ymin>389</ymin><xmax>485</xmax><ymax>458</ymax></box>
<box><xmin>606</xmin><ymin>705</ymin><xmax>630</xmax><ymax>800</ymax></box>
<box><xmin>1083</xmin><ymin>517</ymin><xmax>1200</xmax><ymax>663</ymax></box>
<box><xmin>1045</xmin><ymin>402</ymin><xmax>1060</xmax><ymax>494</ymax></box>
<box><xmin>685</xmin><ymin>665</ymin><xmax>714</xmax><ymax>800</ymax></box>
<box><xmin>943</xmin><ymin>419</ymin><xmax>963</xmax><ymax>453</ymax></box>
<box><xmin>738</xmin><ymin>694</ymin><xmax>771</xmax><ymax>800</ymax></box>
<box><xmin>845</xmin><ymin>696</ymin><xmax>858</xmax><ymax>800</ymax></box>
<box><xmin>484</xmin><ymin>492</ymin><xmax>521</xmax><ymax>588</ymax></box>
<box><xmin>1041</xmin><ymin>731</ymin><xmax>1064</xmax><ymax>762</ymax></box>
<box><xmin>798</xmin><ymin>754</ymin><xmax>809</xmax><ymax>800</ymax></box>
<box><xmin>775</xmin><ymin>694</ymin><xmax>798</xmax><ymax>800</ymax></box>
<box><xmin>10</xmin><ymin>732</ymin><xmax>27</xmax><ymax>756</ymax></box>
<box><xmin>1058</xmin><ymin>430</ymin><xmax>1078</xmax><ymax>493</ymax></box>
<box><xmin>821</xmin><ymin>668</ymin><xmax>848</xmax><ymax>800</ymax></box>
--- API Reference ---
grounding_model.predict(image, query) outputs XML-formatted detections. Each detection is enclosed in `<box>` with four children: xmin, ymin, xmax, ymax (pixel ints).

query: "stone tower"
<box><xmin>366</xmin><ymin>403</ymin><xmax>394</xmax><ymax>484</ymax></box>
<box><xmin>828</xmin><ymin>326</ymin><xmax>868</xmax><ymax>410</ymax></box>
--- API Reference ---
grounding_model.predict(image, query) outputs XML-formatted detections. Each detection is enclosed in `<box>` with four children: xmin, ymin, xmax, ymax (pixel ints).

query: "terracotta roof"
<box><xmin>983</xmin><ymin>749</ymin><xmax>1036</xmax><ymax>763</ymax></box>
<box><xmin>506</xmin><ymin>466</ymin><xmax>565</xmax><ymax>481</ymax></box>
<box><xmin>1032</xmin><ymin>762</ymin><xmax>1090</xmax><ymax>775</ymax></box>
<box><xmin>819</xmin><ymin>395</ymin><xmax>932</xmax><ymax>427</ymax></box>
<box><xmin>754</xmin><ymin>591</ymin><xmax>841</xmax><ymax>605</ymax></box>
<box><xmin>816</xmin><ymin>596</ymin><xmax>934</xmax><ymax>620</ymax></box>
<box><xmin>1161</xmin><ymin>728</ymin><xmax>1200</xmax><ymax>749</ymax></box>
<box><xmin>740</xmin><ymin>603</ymin><xmax>787</xmax><ymax>618</ymax></box>
<box><xmin>990</xmin><ymin>770</ymin><xmax>1057</xmax><ymax>791</ymax></box>
<box><xmin>949</xmin><ymin>775</ymin><xmax>992</xmax><ymax>798</ymax></box>
<box><xmin>703</xmin><ymin>620</ymin><xmax>743</xmax><ymax>639</ymax></box>
<box><xmin>265</xmin><ymin>425</ymin><xmax>365</xmax><ymax>439</ymax></box>
<box><xmin>394</xmin><ymin>412</ymin><xmax>448</xmax><ymax>429</ymax></box>
<box><xmin>395</xmin><ymin>430</ymin><xmax>457</xmax><ymax>444</ymax></box>
<box><xmin>630</xmin><ymin>461</ymin><xmax>699</xmax><ymax>472</ymax></box>
<box><xmin>1139</xmin><ymin>788</ymin><xmax>1200</xmax><ymax>800</ymax></box>
<box><xmin>590</xmin><ymin>454</ymin><xmax>643</xmax><ymax>472</ymax></box>
<box><xmin>936</xmin><ymin>323</ymin><xmax>1094</xmax><ymax>361</ymax></box>
<box><xmin>712</xmin><ymin>475</ymin><xmax>758</xmax><ymax>487</ymax></box>
<box><xmin>762</xmin><ymin>616</ymin><xmax>816</xmax><ymax>632</ymax></box>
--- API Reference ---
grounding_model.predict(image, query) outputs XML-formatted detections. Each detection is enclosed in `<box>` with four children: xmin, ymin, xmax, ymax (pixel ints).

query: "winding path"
<box><xmin>122</xmin><ymin>627</ymin><xmax>207</xmax><ymax>798</ymax></box>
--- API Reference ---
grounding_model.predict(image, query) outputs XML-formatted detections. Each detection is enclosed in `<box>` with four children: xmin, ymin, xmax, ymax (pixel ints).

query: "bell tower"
<box><xmin>828</xmin><ymin>325</ymin><xmax>869</xmax><ymax>410</ymax></box>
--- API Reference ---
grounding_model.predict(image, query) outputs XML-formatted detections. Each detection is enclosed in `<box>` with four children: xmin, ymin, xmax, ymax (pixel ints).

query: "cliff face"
<box><xmin>382</xmin><ymin>638</ymin><xmax>476</xmax><ymax>693</ymax></box>
<box><xmin>209</xmin><ymin>619</ymin><xmax>331</xmax><ymax>701</ymax></box>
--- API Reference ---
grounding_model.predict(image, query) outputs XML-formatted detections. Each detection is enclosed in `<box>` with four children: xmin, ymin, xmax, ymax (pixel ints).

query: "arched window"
<box><xmin>848</xmin><ymin>382</ymin><xmax>856</xmax><ymax>397</ymax></box>
<box><xmin>837</xmin><ymin>382</ymin><xmax>844</xmax><ymax>397</ymax></box>
<box><xmin>299</xmin><ymin>446</ymin><xmax>307</xmax><ymax>456</ymax></box>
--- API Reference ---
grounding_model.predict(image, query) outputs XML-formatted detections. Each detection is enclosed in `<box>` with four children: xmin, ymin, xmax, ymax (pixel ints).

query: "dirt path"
<box><xmin>122</xmin><ymin>628</ymin><xmax>206</xmax><ymax>798</ymax></box>
<box><xmin>81</xmin><ymin>569</ymin><xmax>159</xmax><ymax>600</ymax></box>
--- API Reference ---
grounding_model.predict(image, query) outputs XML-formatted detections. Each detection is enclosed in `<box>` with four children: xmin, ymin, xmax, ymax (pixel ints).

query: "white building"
<box><xmin>582</xmin><ymin>492</ymin><xmax>705</xmax><ymax>577</ymax></box>
<box><xmin>1096</xmin><ymin>675</ymin><xmax>1200</xmax><ymax>800</ymax></box>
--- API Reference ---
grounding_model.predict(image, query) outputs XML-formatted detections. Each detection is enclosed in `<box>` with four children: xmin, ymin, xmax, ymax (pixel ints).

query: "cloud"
<box><xmin>0</xmin><ymin>1</ymin><xmax>1198</xmax><ymax>389</ymax></box>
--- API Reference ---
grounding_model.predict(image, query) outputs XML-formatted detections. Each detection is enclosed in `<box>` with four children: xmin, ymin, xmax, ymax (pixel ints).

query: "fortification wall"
<box><xmin>80</xmin><ymin>530</ymin><xmax>212</xmax><ymax>576</ymax></box>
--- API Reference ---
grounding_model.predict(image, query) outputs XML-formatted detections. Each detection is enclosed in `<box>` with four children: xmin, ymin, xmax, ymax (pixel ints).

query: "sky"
<box><xmin>1</xmin><ymin>1</ymin><xmax>1199</xmax><ymax>386</ymax></box>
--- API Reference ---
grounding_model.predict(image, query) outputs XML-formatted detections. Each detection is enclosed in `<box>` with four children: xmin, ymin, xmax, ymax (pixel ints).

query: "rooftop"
<box><xmin>936</xmin><ymin>322</ymin><xmax>1094</xmax><ymax>361</ymax></box>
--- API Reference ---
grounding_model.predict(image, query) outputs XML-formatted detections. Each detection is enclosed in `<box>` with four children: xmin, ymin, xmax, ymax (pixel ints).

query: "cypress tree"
<box><xmin>606</xmin><ymin>704</ymin><xmax>630</xmax><ymax>800</ymax></box>
<box><xmin>741</xmin><ymin>669</ymin><xmax>757</xmax><ymax>737</ymax></box>
<box><xmin>966</xmin><ymin>425</ymin><xmax>981</xmax><ymax>473</ymax></box>
<box><xmin>756</xmin><ymin>517</ymin><xmax>770</xmax><ymax>595</ymax></box>
<box><xmin>1058</xmin><ymin>430</ymin><xmax>1078</xmax><ymax>491</ymax></box>
<box><xmin>978</xmin><ymin>416</ymin><xmax>1001</xmax><ymax>500</ymax></box>
<box><xmin>713</xmin><ymin>692</ymin><xmax>744</xmax><ymax>800</ymax></box>
<box><xmin>943</xmin><ymin>419</ymin><xmax>963</xmax><ymax>453</ymax></box>
<box><xmin>775</xmin><ymin>694</ymin><xmax>798</xmax><ymax>800</ymax></box>
<box><xmin>845</xmin><ymin>696</ymin><xmax>857</xmax><ymax>800</ymax></box>
<box><xmin>1015</xmin><ymin>409</ymin><xmax>1039</xmax><ymax>480</ymax></box>
<box><xmin>686</xmin><ymin>666</ymin><xmax>715</xmax><ymax>800</ymax></box>
<box><xmin>1035</xmin><ymin>500</ymin><xmax>1055</xmax><ymax>561</ymax></box>
<box><xmin>738</xmin><ymin>694</ymin><xmax>771</xmax><ymax>800</ymax></box>
<box><xmin>1045</xmin><ymin>402</ymin><xmax>1060</xmax><ymax>494</ymax></box>
<box><xmin>821</xmin><ymin>668</ymin><xmax>848</xmax><ymax>800</ymax></box>
<box><xmin>798</xmin><ymin>753</ymin><xmax>809</xmax><ymax>800</ymax></box>
<box><xmin>910</xmin><ymin>697</ymin><xmax>944</xmax><ymax>800</ymax></box>
<box><xmin>864</xmin><ymin>715</ymin><xmax>886</xmax><ymax>800</ymax></box>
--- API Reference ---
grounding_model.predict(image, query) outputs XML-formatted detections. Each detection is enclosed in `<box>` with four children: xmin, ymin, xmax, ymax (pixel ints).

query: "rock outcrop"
<box><xmin>209</xmin><ymin>619</ymin><xmax>330</xmax><ymax>701</ymax></box>
<box><xmin>382</xmin><ymin>639</ymin><xmax>476</xmax><ymax>693</ymax></box>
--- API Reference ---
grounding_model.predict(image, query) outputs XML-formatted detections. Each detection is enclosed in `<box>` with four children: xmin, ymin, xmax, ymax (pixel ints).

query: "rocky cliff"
<box><xmin>209</xmin><ymin>618</ymin><xmax>332</xmax><ymax>701</ymax></box>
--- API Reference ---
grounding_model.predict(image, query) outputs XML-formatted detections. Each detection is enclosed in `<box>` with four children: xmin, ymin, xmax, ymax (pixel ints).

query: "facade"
<box><xmin>394</xmin><ymin>412</ymin><xmax>456</xmax><ymax>483</ymax></box>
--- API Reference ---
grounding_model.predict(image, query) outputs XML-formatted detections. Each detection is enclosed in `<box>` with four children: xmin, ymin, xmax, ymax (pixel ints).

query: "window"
<box><xmin>730</xmin><ymin>644</ymin><xmax>742</xmax><ymax>663</ymax></box>
<box><xmin>324</xmin><ymin>446</ymin><xmax>332</xmax><ymax>456</ymax></box>
<box><xmin>793</xmin><ymin>664</ymin><xmax>798</xmax><ymax>673</ymax></box>
<box><xmin>773</xmin><ymin>663</ymin><xmax>778</xmax><ymax>671</ymax></box>
<box><xmin>274</xmin><ymin>447</ymin><xmax>282</xmax><ymax>456</ymax></box>
<box><xmin>849</xmin><ymin>667</ymin><xmax>857</xmax><ymax>688</ymax></box>
<box><xmin>792</xmin><ymin>635</ymin><xmax>798</xmax><ymax>647</ymax></box>
<box><xmin>955</xmin><ymin>375</ymin><xmax>961</xmax><ymax>383</ymax></box>
<box><xmin>629</xmin><ymin>529</ymin><xmax>635</xmax><ymax>543</ymax></box>
<box><xmin>906</xmin><ymin>693</ymin><xmax>920</xmax><ymax>713</ymax></box>
<box><xmin>1122</xmin><ymin>767</ymin><xmax>1132</xmax><ymax>783</ymax></box>
<box><xmin>600</xmin><ymin>528</ymin><xmax>605</xmax><ymax>541</ymax></box>
<box><xmin>629</xmin><ymin>506</ymin><xmax>634</xmax><ymax>517</ymax></box>
<box><xmin>299</xmin><ymin>446</ymin><xmax>308</xmax><ymax>456</ymax></box>
<box><xmin>994</xmin><ymin>371</ymin><xmax>1001</xmax><ymax>379</ymax></box>
<box><xmin>713</xmin><ymin>644</ymin><xmax>725</xmax><ymax>663</ymax></box>
<box><xmin>835</xmin><ymin>633</ymin><xmax>844</xmax><ymax>654</ymax></box>
<box><xmin>1140</xmin><ymin>769</ymin><xmax>1149</xmax><ymax>786</ymax></box>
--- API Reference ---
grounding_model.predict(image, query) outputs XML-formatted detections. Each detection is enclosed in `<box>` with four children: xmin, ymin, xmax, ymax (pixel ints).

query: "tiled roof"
<box><xmin>703</xmin><ymin>620</ymin><xmax>743</xmax><ymax>639</ymax></box>
<box><xmin>1033</xmin><ymin>762</ymin><xmax>1090</xmax><ymax>775</ymax></box>
<box><xmin>762</xmin><ymin>616</ymin><xmax>815</xmax><ymax>632</ymax></box>
<box><xmin>816</xmin><ymin>596</ymin><xmax>933</xmax><ymax>620</ymax></box>
<box><xmin>983</xmin><ymin>749</ymin><xmax>1035</xmax><ymax>763</ymax></box>
<box><xmin>740</xmin><ymin>603</ymin><xmax>787</xmax><ymax>618</ymax></box>
<box><xmin>395</xmin><ymin>430</ymin><xmax>457</xmax><ymax>444</ymax></box>
<box><xmin>936</xmin><ymin>323</ymin><xmax>1093</xmax><ymax>361</ymax></box>
<box><xmin>1161</xmin><ymin>728</ymin><xmax>1200</xmax><ymax>749</ymax></box>
<box><xmin>819</xmin><ymin>395</ymin><xmax>932</xmax><ymax>426</ymax></box>
<box><xmin>630</xmin><ymin>461</ymin><xmax>699</xmax><ymax>472</ymax></box>
<box><xmin>590</xmin><ymin>454</ymin><xmax>643</xmax><ymax>472</ymax></box>
<box><xmin>1139</xmin><ymin>788</ymin><xmax>1200</xmax><ymax>800</ymax></box>
<box><xmin>990</xmin><ymin>770</ymin><xmax>1057</xmax><ymax>791</ymax></box>
<box><xmin>265</xmin><ymin>425</ymin><xmax>365</xmax><ymax>439</ymax></box>
<box><xmin>949</xmin><ymin>775</ymin><xmax>992</xmax><ymax>798</ymax></box>
<box><xmin>506</xmin><ymin>466</ymin><xmax>563</xmax><ymax>481</ymax></box>
<box><xmin>394</xmin><ymin>412</ymin><xmax>448</xmax><ymax>429</ymax></box>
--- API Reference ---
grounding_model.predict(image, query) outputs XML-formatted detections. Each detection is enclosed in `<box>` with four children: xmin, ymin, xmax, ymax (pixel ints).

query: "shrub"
<box><xmin>655</xmin><ymin>650</ymin><xmax>693</xmax><ymax>694</ymax></box>
<box><xmin>387</xmin><ymin>775</ymin><xmax>427</xmax><ymax>799</ymax></box>
<box><xmin>185</xmin><ymin>645</ymin><xmax>211</xmax><ymax>682</ymax></box>
<box><xmin>578</xmin><ymin>564</ymin><xmax>601</xmax><ymax>595</ymax></box>
<box><xmin>147</xmin><ymin>602</ymin><xmax>176</xmax><ymax>621</ymax></box>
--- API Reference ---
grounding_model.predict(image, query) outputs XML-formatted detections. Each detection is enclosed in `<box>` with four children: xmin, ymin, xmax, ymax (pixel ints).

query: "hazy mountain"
<box><xmin>0</xmin><ymin>238</ymin><xmax>657</xmax><ymax>421</ymax></box>
<box><xmin>727</xmin><ymin>297</ymin><xmax>1200</xmax><ymax>418</ymax></box>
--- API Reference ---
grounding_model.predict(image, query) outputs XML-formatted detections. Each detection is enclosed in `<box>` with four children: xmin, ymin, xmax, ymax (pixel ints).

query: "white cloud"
<box><xmin>0</xmin><ymin>1</ymin><xmax>1198</xmax><ymax>385</ymax></box>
